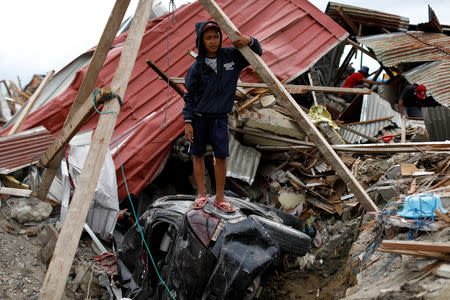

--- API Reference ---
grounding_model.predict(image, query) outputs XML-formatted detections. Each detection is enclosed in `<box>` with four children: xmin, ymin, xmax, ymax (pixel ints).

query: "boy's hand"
<box><xmin>185</xmin><ymin>123</ymin><xmax>194</xmax><ymax>142</ymax></box>
<box><xmin>233</xmin><ymin>34</ymin><xmax>251</xmax><ymax>49</ymax></box>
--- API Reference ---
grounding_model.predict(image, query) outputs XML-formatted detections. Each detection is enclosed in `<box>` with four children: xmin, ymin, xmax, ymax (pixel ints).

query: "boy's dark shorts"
<box><xmin>189</xmin><ymin>114</ymin><xmax>229</xmax><ymax>158</ymax></box>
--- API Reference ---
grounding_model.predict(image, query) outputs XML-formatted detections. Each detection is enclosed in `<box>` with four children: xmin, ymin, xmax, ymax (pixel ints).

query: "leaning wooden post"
<box><xmin>8</xmin><ymin>70</ymin><xmax>55</xmax><ymax>135</ymax></box>
<box><xmin>36</xmin><ymin>0</ymin><xmax>132</xmax><ymax>201</ymax></box>
<box><xmin>38</xmin><ymin>1</ymin><xmax>154</xmax><ymax>299</ymax></box>
<box><xmin>198</xmin><ymin>0</ymin><xmax>378</xmax><ymax>212</ymax></box>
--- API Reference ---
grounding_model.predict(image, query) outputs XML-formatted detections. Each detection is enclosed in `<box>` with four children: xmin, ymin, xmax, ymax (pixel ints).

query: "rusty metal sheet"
<box><xmin>403</xmin><ymin>60</ymin><xmax>450</xmax><ymax>106</ymax></box>
<box><xmin>358</xmin><ymin>32</ymin><xmax>450</xmax><ymax>67</ymax></box>
<box><xmin>326</xmin><ymin>2</ymin><xmax>409</xmax><ymax>32</ymax></box>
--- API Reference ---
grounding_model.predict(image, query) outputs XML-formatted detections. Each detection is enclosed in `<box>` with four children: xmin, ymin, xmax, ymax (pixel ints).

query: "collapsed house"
<box><xmin>0</xmin><ymin>0</ymin><xmax>449</xmax><ymax>299</ymax></box>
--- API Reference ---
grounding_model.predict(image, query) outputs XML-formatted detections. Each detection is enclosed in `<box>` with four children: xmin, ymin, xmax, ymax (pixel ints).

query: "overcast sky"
<box><xmin>1</xmin><ymin>0</ymin><xmax>449</xmax><ymax>86</ymax></box>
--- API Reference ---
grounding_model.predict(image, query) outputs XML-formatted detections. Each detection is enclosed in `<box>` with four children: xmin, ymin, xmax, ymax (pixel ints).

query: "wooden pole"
<box><xmin>38</xmin><ymin>1</ymin><xmax>154</xmax><ymax>298</ymax></box>
<box><xmin>198</xmin><ymin>0</ymin><xmax>378</xmax><ymax>212</ymax></box>
<box><xmin>36</xmin><ymin>0</ymin><xmax>131</xmax><ymax>201</ymax></box>
<box><xmin>8</xmin><ymin>70</ymin><xmax>54</xmax><ymax>135</ymax></box>
<box><xmin>169</xmin><ymin>77</ymin><xmax>372</xmax><ymax>95</ymax></box>
<box><xmin>401</xmin><ymin>115</ymin><xmax>406</xmax><ymax>143</ymax></box>
<box><xmin>336</xmin><ymin>6</ymin><xmax>359</xmax><ymax>35</ymax></box>
<box><xmin>146</xmin><ymin>60</ymin><xmax>186</xmax><ymax>97</ymax></box>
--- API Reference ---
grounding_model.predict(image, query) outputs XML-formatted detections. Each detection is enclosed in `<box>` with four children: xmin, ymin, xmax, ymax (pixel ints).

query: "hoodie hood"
<box><xmin>195</xmin><ymin>21</ymin><xmax>222</xmax><ymax>57</ymax></box>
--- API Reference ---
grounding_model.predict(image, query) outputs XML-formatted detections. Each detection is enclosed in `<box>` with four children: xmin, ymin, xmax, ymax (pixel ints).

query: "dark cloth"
<box><xmin>399</xmin><ymin>84</ymin><xmax>428</xmax><ymax>108</ymax></box>
<box><xmin>189</xmin><ymin>114</ymin><xmax>229</xmax><ymax>158</ymax></box>
<box><xmin>182</xmin><ymin>21</ymin><xmax>263</xmax><ymax>121</ymax></box>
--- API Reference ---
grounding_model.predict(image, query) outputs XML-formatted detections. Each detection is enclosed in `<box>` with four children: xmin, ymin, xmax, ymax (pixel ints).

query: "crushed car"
<box><xmin>116</xmin><ymin>195</ymin><xmax>311</xmax><ymax>299</ymax></box>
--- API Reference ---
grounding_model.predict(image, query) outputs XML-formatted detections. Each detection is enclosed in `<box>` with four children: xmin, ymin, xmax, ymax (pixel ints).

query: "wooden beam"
<box><xmin>378</xmin><ymin>248</ymin><xmax>450</xmax><ymax>261</ymax></box>
<box><xmin>333</xmin><ymin>46</ymin><xmax>356</xmax><ymax>86</ymax></box>
<box><xmin>169</xmin><ymin>77</ymin><xmax>372</xmax><ymax>95</ymax></box>
<box><xmin>336</xmin><ymin>6</ymin><xmax>359</xmax><ymax>35</ymax></box>
<box><xmin>343</xmin><ymin>116</ymin><xmax>393</xmax><ymax>126</ymax></box>
<box><xmin>346</xmin><ymin>38</ymin><xmax>377</xmax><ymax>60</ymax></box>
<box><xmin>381</xmin><ymin>240</ymin><xmax>450</xmax><ymax>253</ymax></box>
<box><xmin>199</xmin><ymin>0</ymin><xmax>378</xmax><ymax>212</ymax></box>
<box><xmin>8</xmin><ymin>70</ymin><xmax>54</xmax><ymax>135</ymax></box>
<box><xmin>0</xmin><ymin>187</ymin><xmax>32</xmax><ymax>198</ymax></box>
<box><xmin>256</xmin><ymin>141</ymin><xmax>450</xmax><ymax>153</ymax></box>
<box><xmin>38</xmin><ymin>1</ymin><xmax>153</xmax><ymax>299</ymax></box>
<box><xmin>146</xmin><ymin>60</ymin><xmax>185</xmax><ymax>97</ymax></box>
<box><xmin>401</xmin><ymin>115</ymin><xmax>406</xmax><ymax>143</ymax></box>
<box><xmin>238</xmin><ymin>91</ymin><xmax>268</xmax><ymax>111</ymax></box>
<box><xmin>36</xmin><ymin>0</ymin><xmax>131</xmax><ymax>201</ymax></box>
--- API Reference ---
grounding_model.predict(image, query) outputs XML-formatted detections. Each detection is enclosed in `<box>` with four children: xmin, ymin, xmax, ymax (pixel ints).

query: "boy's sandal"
<box><xmin>213</xmin><ymin>201</ymin><xmax>236</xmax><ymax>213</ymax></box>
<box><xmin>192</xmin><ymin>197</ymin><xmax>209</xmax><ymax>209</ymax></box>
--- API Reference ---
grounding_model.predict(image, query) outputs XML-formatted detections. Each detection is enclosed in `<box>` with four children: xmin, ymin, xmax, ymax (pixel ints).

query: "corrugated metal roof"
<box><xmin>0</xmin><ymin>0</ymin><xmax>347</xmax><ymax>200</ymax></box>
<box><xmin>0</xmin><ymin>126</ymin><xmax>55</xmax><ymax>174</ymax></box>
<box><xmin>403</xmin><ymin>60</ymin><xmax>450</xmax><ymax>106</ymax></box>
<box><xmin>357</xmin><ymin>32</ymin><xmax>450</xmax><ymax>67</ymax></box>
<box><xmin>227</xmin><ymin>134</ymin><xmax>261</xmax><ymax>185</ymax></box>
<box><xmin>325</xmin><ymin>2</ymin><xmax>409</xmax><ymax>32</ymax></box>
<box><xmin>339</xmin><ymin>93</ymin><xmax>400</xmax><ymax>143</ymax></box>
<box><xmin>417</xmin><ymin>5</ymin><xmax>442</xmax><ymax>33</ymax></box>
<box><xmin>422</xmin><ymin>106</ymin><xmax>450</xmax><ymax>141</ymax></box>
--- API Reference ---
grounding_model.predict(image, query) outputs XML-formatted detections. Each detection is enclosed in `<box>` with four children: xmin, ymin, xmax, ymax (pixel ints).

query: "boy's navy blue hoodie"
<box><xmin>182</xmin><ymin>21</ymin><xmax>262</xmax><ymax>122</ymax></box>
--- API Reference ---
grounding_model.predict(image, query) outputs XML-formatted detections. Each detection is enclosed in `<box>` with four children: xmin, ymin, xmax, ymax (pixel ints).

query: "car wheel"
<box><xmin>249</xmin><ymin>215</ymin><xmax>311</xmax><ymax>257</ymax></box>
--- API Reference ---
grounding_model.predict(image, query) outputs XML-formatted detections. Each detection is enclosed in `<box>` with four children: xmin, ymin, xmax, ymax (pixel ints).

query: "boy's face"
<box><xmin>202</xmin><ymin>28</ymin><xmax>220</xmax><ymax>57</ymax></box>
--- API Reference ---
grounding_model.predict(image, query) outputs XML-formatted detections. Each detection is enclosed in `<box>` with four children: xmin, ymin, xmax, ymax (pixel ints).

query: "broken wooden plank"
<box><xmin>337</xmin><ymin>6</ymin><xmax>359</xmax><ymax>35</ymax></box>
<box><xmin>8</xmin><ymin>70</ymin><xmax>55</xmax><ymax>136</ymax></box>
<box><xmin>343</xmin><ymin>116</ymin><xmax>393</xmax><ymax>126</ymax></box>
<box><xmin>169</xmin><ymin>77</ymin><xmax>372</xmax><ymax>95</ymax></box>
<box><xmin>381</xmin><ymin>240</ymin><xmax>450</xmax><ymax>253</ymax></box>
<box><xmin>346</xmin><ymin>38</ymin><xmax>377</xmax><ymax>60</ymax></box>
<box><xmin>401</xmin><ymin>115</ymin><xmax>406</xmax><ymax>143</ymax></box>
<box><xmin>36</xmin><ymin>0</ymin><xmax>132</xmax><ymax>201</ymax></box>
<box><xmin>257</xmin><ymin>141</ymin><xmax>450</xmax><ymax>153</ymax></box>
<box><xmin>378</xmin><ymin>248</ymin><xmax>450</xmax><ymax>261</ymax></box>
<box><xmin>434</xmin><ymin>264</ymin><xmax>450</xmax><ymax>278</ymax></box>
<box><xmin>0</xmin><ymin>187</ymin><xmax>32</xmax><ymax>198</ymax></box>
<box><xmin>38</xmin><ymin>1</ymin><xmax>152</xmax><ymax>299</ymax></box>
<box><xmin>199</xmin><ymin>0</ymin><xmax>377</xmax><ymax>212</ymax></box>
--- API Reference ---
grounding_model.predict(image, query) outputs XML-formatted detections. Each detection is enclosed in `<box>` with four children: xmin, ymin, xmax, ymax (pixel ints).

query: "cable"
<box><xmin>349</xmin><ymin>202</ymin><xmax>398</xmax><ymax>274</ymax></box>
<box><xmin>92</xmin><ymin>90</ymin><xmax>176</xmax><ymax>299</ymax></box>
<box><xmin>350</xmin><ymin>194</ymin><xmax>439</xmax><ymax>275</ymax></box>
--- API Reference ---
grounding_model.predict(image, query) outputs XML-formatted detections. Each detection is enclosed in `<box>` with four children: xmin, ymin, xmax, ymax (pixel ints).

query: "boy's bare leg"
<box><xmin>193</xmin><ymin>155</ymin><xmax>206</xmax><ymax>198</ymax></box>
<box><xmin>214</xmin><ymin>157</ymin><xmax>227</xmax><ymax>204</ymax></box>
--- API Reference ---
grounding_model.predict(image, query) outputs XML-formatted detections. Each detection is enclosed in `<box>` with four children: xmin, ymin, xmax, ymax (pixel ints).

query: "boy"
<box><xmin>182</xmin><ymin>21</ymin><xmax>262</xmax><ymax>213</ymax></box>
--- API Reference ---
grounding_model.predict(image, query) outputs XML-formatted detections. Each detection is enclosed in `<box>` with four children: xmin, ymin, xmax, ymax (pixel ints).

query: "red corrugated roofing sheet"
<box><xmin>1</xmin><ymin>0</ymin><xmax>347</xmax><ymax>200</ymax></box>
<box><xmin>0</xmin><ymin>127</ymin><xmax>55</xmax><ymax>174</ymax></box>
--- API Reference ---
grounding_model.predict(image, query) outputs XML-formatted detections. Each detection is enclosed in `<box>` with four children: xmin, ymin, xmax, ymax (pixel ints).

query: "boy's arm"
<box><xmin>233</xmin><ymin>33</ymin><xmax>262</xmax><ymax>56</ymax></box>
<box><xmin>182</xmin><ymin>65</ymin><xmax>198</xmax><ymax>123</ymax></box>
